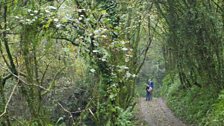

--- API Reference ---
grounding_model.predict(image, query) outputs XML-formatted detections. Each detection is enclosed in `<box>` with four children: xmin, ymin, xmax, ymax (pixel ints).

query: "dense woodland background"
<box><xmin>0</xmin><ymin>0</ymin><xmax>224</xmax><ymax>126</ymax></box>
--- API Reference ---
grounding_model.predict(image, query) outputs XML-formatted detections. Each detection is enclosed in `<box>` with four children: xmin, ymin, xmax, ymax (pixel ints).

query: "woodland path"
<box><xmin>137</xmin><ymin>97</ymin><xmax>187</xmax><ymax>126</ymax></box>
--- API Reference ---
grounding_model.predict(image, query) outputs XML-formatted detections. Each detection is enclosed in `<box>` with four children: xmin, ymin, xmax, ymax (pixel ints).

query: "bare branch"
<box><xmin>1</xmin><ymin>74</ymin><xmax>13</xmax><ymax>87</ymax></box>
<box><xmin>0</xmin><ymin>81</ymin><xmax>18</xmax><ymax>117</ymax></box>
<box><xmin>136</xmin><ymin>38</ymin><xmax>152</xmax><ymax>74</ymax></box>
<box><xmin>211</xmin><ymin>0</ymin><xmax>224</xmax><ymax>12</ymax></box>
<box><xmin>58</xmin><ymin>102</ymin><xmax>74</xmax><ymax>122</ymax></box>
<box><xmin>40</xmin><ymin>63</ymin><xmax>50</xmax><ymax>85</ymax></box>
<box><xmin>0</xmin><ymin>65</ymin><xmax>49</xmax><ymax>91</ymax></box>
<box><xmin>53</xmin><ymin>37</ymin><xmax>79</xmax><ymax>46</ymax></box>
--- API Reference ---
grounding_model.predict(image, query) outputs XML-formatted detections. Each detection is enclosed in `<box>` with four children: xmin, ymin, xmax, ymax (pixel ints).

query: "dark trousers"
<box><xmin>146</xmin><ymin>92</ymin><xmax>151</xmax><ymax>101</ymax></box>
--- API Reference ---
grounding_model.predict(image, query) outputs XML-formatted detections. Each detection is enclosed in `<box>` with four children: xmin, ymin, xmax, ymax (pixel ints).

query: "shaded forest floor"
<box><xmin>136</xmin><ymin>97</ymin><xmax>187</xmax><ymax>126</ymax></box>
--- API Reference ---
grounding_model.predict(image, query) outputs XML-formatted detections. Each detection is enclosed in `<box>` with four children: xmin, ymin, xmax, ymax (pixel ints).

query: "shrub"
<box><xmin>201</xmin><ymin>90</ymin><xmax>224</xmax><ymax>126</ymax></box>
<box><xmin>161</xmin><ymin>74</ymin><xmax>217</xmax><ymax>125</ymax></box>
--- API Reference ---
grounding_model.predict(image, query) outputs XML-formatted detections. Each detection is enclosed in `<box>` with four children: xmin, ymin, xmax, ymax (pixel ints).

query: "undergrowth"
<box><xmin>136</xmin><ymin>83</ymin><xmax>147</xmax><ymax>97</ymax></box>
<box><xmin>201</xmin><ymin>90</ymin><xmax>224</xmax><ymax>126</ymax></box>
<box><xmin>160</xmin><ymin>74</ymin><xmax>223</xmax><ymax>125</ymax></box>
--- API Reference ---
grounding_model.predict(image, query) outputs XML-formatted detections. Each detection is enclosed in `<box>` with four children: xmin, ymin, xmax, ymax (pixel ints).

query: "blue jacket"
<box><xmin>149</xmin><ymin>81</ymin><xmax>154</xmax><ymax>88</ymax></box>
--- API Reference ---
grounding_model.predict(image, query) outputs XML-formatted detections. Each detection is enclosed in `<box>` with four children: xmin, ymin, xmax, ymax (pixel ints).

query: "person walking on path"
<box><xmin>146</xmin><ymin>79</ymin><xmax>154</xmax><ymax>101</ymax></box>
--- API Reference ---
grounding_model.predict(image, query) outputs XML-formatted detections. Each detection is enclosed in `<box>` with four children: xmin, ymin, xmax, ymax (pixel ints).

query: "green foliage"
<box><xmin>154</xmin><ymin>0</ymin><xmax>224</xmax><ymax>89</ymax></box>
<box><xmin>11</xmin><ymin>119</ymin><xmax>53</xmax><ymax>126</ymax></box>
<box><xmin>161</xmin><ymin>74</ymin><xmax>218</xmax><ymax>125</ymax></box>
<box><xmin>136</xmin><ymin>83</ymin><xmax>147</xmax><ymax>97</ymax></box>
<box><xmin>160</xmin><ymin>73</ymin><xmax>176</xmax><ymax>97</ymax></box>
<box><xmin>114</xmin><ymin>107</ymin><xmax>134</xmax><ymax>126</ymax></box>
<box><xmin>201</xmin><ymin>90</ymin><xmax>224</xmax><ymax>126</ymax></box>
<box><xmin>154</xmin><ymin>0</ymin><xmax>224</xmax><ymax>124</ymax></box>
<box><xmin>0</xmin><ymin>0</ymin><xmax>191</xmax><ymax>125</ymax></box>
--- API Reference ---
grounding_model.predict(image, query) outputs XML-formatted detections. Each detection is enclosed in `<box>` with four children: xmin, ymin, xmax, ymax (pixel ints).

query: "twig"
<box><xmin>40</xmin><ymin>62</ymin><xmax>50</xmax><ymax>85</ymax></box>
<box><xmin>41</xmin><ymin>67</ymin><xmax>66</xmax><ymax>95</ymax></box>
<box><xmin>0</xmin><ymin>82</ymin><xmax>18</xmax><ymax>117</ymax></box>
<box><xmin>57</xmin><ymin>102</ymin><xmax>74</xmax><ymax>122</ymax></box>
<box><xmin>88</xmin><ymin>108</ymin><xmax>95</xmax><ymax>117</ymax></box>
<box><xmin>0</xmin><ymin>65</ymin><xmax>49</xmax><ymax>91</ymax></box>
<box><xmin>211</xmin><ymin>0</ymin><xmax>224</xmax><ymax>12</ymax></box>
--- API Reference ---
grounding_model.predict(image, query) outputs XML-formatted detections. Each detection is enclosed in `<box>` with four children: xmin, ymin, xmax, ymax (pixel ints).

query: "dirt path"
<box><xmin>137</xmin><ymin>97</ymin><xmax>187</xmax><ymax>126</ymax></box>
